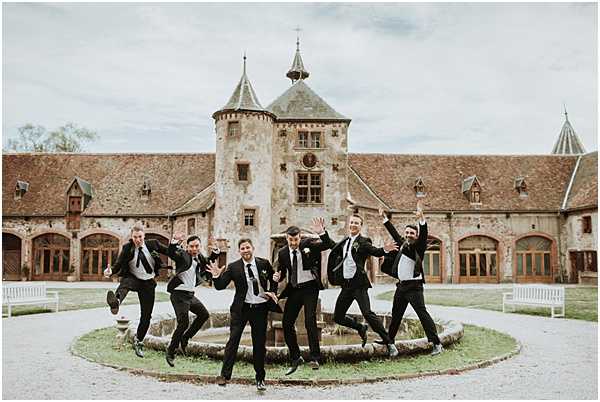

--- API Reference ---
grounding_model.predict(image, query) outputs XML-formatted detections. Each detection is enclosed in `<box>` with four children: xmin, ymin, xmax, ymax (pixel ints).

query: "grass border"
<box><xmin>69</xmin><ymin>327</ymin><xmax>521</xmax><ymax>386</ymax></box>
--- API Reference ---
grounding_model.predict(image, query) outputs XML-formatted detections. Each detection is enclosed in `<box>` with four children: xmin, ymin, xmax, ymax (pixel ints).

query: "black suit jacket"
<box><xmin>213</xmin><ymin>257</ymin><xmax>282</xmax><ymax>317</ymax></box>
<box><xmin>111</xmin><ymin>239</ymin><xmax>167</xmax><ymax>278</ymax></box>
<box><xmin>275</xmin><ymin>235</ymin><xmax>330</xmax><ymax>299</ymax></box>
<box><xmin>165</xmin><ymin>242</ymin><xmax>220</xmax><ymax>293</ymax></box>
<box><xmin>381</xmin><ymin>219</ymin><xmax>428</xmax><ymax>284</ymax></box>
<box><xmin>321</xmin><ymin>232</ymin><xmax>386</xmax><ymax>289</ymax></box>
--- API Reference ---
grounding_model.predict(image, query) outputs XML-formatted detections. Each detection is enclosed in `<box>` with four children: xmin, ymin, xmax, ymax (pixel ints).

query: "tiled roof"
<box><xmin>2</xmin><ymin>153</ymin><xmax>215</xmax><ymax>216</ymax></box>
<box><xmin>348</xmin><ymin>153</ymin><xmax>579</xmax><ymax>212</ymax></box>
<box><xmin>267</xmin><ymin>80</ymin><xmax>349</xmax><ymax>121</ymax></box>
<box><xmin>564</xmin><ymin>151</ymin><xmax>598</xmax><ymax>211</ymax></box>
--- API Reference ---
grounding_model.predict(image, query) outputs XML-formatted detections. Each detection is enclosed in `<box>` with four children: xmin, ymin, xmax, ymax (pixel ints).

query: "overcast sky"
<box><xmin>2</xmin><ymin>2</ymin><xmax>597</xmax><ymax>154</ymax></box>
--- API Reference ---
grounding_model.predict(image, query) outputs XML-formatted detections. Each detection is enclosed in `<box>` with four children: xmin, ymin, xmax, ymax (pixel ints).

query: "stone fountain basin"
<box><xmin>124</xmin><ymin>310</ymin><xmax>463</xmax><ymax>363</ymax></box>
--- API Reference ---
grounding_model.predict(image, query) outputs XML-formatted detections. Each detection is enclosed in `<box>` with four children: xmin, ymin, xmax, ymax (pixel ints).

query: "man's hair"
<box><xmin>349</xmin><ymin>214</ymin><xmax>364</xmax><ymax>224</ymax></box>
<box><xmin>238</xmin><ymin>238</ymin><xmax>253</xmax><ymax>248</ymax></box>
<box><xmin>187</xmin><ymin>235</ymin><xmax>201</xmax><ymax>244</ymax></box>
<box><xmin>405</xmin><ymin>224</ymin><xmax>418</xmax><ymax>233</ymax></box>
<box><xmin>286</xmin><ymin>226</ymin><xmax>301</xmax><ymax>237</ymax></box>
<box><xmin>131</xmin><ymin>223</ymin><xmax>145</xmax><ymax>233</ymax></box>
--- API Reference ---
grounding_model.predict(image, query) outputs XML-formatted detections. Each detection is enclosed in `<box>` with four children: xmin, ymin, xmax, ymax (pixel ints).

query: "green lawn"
<box><xmin>377</xmin><ymin>287</ymin><xmax>598</xmax><ymax>321</ymax></box>
<box><xmin>72</xmin><ymin>324</ymin><xmax>517</xmax><ymax>382</ymax></box>
<box><xmin>3</xmin><ymin>288</ymin><xmax>171</xmax><ymax>317</ymax></box>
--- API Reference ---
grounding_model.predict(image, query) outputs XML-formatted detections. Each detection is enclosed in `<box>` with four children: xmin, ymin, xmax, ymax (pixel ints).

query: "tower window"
<box><xmin>244</xmin><ymin>209</ymin><xmax>256</xmax><ymax>227</ymax></box>
<box><xmin>187</xmin><ymin>218</ymin><xmax>196</xmax><ymax>235</ymax></box>
<box><xmin>237</xmin><ymin>163</ymin><xmax>249</xmax><ymax>182</ymax></box>
<box><xmin>228</xmin><ymin>121</ymin><xmax>240</xmax><ymax>136</ymax></box>
<box><xmin>297</xmin><ymin>172</ymin><xmax>323</xmax><ymax>204</ymax></box>
<box><xmin>297</xmin><ymin>131</ymin><xmax>322</xmax><ymax>148</ymax></box>
<box><xmin>582</xmin><ymin>216</ymin><xmax>592</xmax><ymax>234</ymax></box>
<box><xmin>310</xmin><ymin>132</ymin><xmax>321</xmax><ymax>148</ymax></box>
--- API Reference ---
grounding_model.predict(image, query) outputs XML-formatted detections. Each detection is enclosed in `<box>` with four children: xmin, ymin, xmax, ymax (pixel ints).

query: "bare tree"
<box><xmin>4</xmin><ymin>123</ymin><xmax>98</xmax><ymax>152</ymax></box>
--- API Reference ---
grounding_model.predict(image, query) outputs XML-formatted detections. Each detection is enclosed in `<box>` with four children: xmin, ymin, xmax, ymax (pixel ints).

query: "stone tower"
<box><xmin>267</xmin><ymin>38</ymin><xmax>352</xmax><ymax>250</ymax></box>
<box><xmin>212</xmin><ymin>56</ymin><xmax>276</xmax><ymax>258</ymax></box>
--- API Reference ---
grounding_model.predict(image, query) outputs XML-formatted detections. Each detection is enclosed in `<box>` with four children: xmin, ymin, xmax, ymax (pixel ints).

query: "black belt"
<box><xmin>291</xmin><ymin>279</ymin><xmax>316</xmax><ymax>290</ymax></box>
<box><xmin>243</xmin><ymin>302</ymin><xmax>268</xmax><ymax>309</ymax></box>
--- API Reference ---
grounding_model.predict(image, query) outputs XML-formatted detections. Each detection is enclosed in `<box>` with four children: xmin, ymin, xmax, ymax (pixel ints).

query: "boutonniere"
<box><xmin>303</xmin><ymin>248</ymin><xmax>311</xmax><ymax>255</ymax></box>
<box><xmin>352</xmin><ymin>242</ymin><xmax>360</xmax><ymax>252</ymax></box>
<box><xmin>259</xmin><ymin>268</ymin><xmax>269</xmax><ymax>280</ymax></box>
<box><xmin>150</xmin><ymin>250</ymin><xmax>160</xmax><ymax>259</ymax></box>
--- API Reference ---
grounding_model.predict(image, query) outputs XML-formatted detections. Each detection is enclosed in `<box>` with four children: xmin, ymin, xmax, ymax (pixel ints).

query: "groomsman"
<box><xmin>315</xmin><ymin>215</ymin><xmax>400</xmax><ymax>357</ymax></box>
<box><xmin>104</xmin><ymin>223</ymin><xmax>167</xmax><ymax>357</ymax></box>
<box><xmin>164</xmin><ymin>232</ymin><xmax>220</xmax><ymax>367</ymax></box>
<box><xmin>207</xmin><ymin>238</ymin><xmax>281</xmax><ymax>392</ymax></box>
<box><xmin>378</xmin><ymin>202</ymin><xmax>443</xmax><ymax>355</ymax></box>
<box><xmin>272</xmin><ymin>224</ymin><xmax>330</xmax><ymax>375</ymax></box>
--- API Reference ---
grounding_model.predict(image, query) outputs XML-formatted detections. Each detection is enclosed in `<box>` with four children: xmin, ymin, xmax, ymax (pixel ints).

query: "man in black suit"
<box><xmin>103</xmin><ymin>223</ymin><xmax>167</xmax><ymax>358</ymax></box>
<box><xmin>207</xmin><ymin>238</ymin><xmax>281</xmax><ymax>392</ymax></box>
<box><xmin>378</xmin><ymin>202</ymin><xmax>443</xmax><ymax>355</ymax></box>
<box><xmin>314</xmin><ymin>215</ymin><xmax>400</xmax><ymax>357</ymax></box>
<box><xmin>272</xmin><ymin>224</ymin><xmax>330</xmax><ymax>375</ymax></box>
<box><xmin>164</xmin><ymin>232</ymin><xmax>220</xmax><ymax>367</ymax></box>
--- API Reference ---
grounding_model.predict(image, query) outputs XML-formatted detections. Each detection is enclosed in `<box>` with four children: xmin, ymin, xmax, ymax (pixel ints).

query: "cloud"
<box><xmin>2</xmin><ymin>3</ymin><xmax>597</xmax><ymax>155</ymax></box>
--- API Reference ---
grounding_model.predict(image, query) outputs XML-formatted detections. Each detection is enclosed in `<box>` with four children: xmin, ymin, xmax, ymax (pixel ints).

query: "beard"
<box><xmin>406</xmin><ymin>238</ymin><xmax>416</xmax><ymax>245</ymax></box>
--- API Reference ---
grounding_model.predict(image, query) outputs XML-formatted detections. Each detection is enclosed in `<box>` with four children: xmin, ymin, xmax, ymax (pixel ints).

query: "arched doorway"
<box><xmin>3</xmin><ymin>233</ymin><xmax>22</xmax><ymax>280</ymax></box>
<box><xmin>81</xmin><ymin>234</ymin><xmax>120</xmax><ymax>281</ymax></box>
<box><xmin>32</xmin><ymin>233</ymin><xmax>71</xmax><ymax>280</ymax></box>
<box><xmin>145</xmin><ymin>233</ymin><xmax>171</xmax><ymax>281</ymax></box>
<box><xmin>515</xmin><ymin>236</ymin><xmax>554</xmax><ymax>283</ymax></box>
<box><xmin>423</xmin><ymin>236</ymin><xmax>443</xmax><ymax>283</ymax></box>
<box><xmin>458</xmin><ymin>236</ymin><xmax>499</xmax><ymax>283</ymax></box>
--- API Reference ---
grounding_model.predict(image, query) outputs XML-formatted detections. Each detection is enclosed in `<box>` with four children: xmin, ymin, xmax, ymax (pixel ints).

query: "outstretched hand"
<box><xmin>383</xmin><ymin>240</ymin><xmax>399</xmax><ymax>252</ymax></box>
<box><xmin>415</xmin><ymin>200</ymin><xmax>424</xmax><ymax>221</ymax></box>
<box><xmin>264</xmin><ymin>292</ymin><xmax>278</xmax><ymax>304</ymax></box>
<box><xmin>173</xmin><ymin>232</ymin><xmax>185</xmax><ymax>243</ymax></box>
<box><xmin>273</xmin><ymin>271</ymin><xmax>281</xmax><ymax>282</ymax></box>
<box><xmin>207</xmin><ymin>260</ymin><xmax>226</xmax><ymax>278</ymax></box>
<box><xmin>311</xmin><ymin>217</ymin><xmax>326</xmax><ymax>234</ymax></box>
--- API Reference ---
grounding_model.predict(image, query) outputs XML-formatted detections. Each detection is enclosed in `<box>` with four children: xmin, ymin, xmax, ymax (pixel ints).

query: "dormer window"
<box><xmin>14</xmin><ymin>180</ymin><xmax>29</xmax><ymax>200</ymax></box>
<box><xmin>515</xmin><ymin>177</ymin><xmax>528</xmax><ymax>198</ymax></box>
<box><xmin>414</xmin><ymin>177</ymin><xmax>426</xmax><ymax>198</ymax></box>
<box><xmin>141</xmin><ymin>180</ymin><xmax>151</xmax><ymax>200</ymax></box>
<box><xmin>462</xmin><ymin>175</ymin><xmax>482</xmax><ymax>205</ymax></box>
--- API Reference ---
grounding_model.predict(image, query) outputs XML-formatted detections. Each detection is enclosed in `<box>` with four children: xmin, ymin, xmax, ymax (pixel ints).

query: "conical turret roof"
<box><xmin>216</xmin><ymin>55</ymin><xmax>264</xmax><ymax>114</ymax></box>
<box><xmin>286</xmin><ymin>37</ymin><xmax>309</xmax><ymax>83</ymax></box>
<box><xmin>551</xmin><ymin>109</ymin><xmax>586</xmax><ymax>154</ymax></box>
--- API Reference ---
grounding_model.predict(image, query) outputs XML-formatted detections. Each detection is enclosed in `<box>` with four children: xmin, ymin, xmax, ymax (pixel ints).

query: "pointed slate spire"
<box><xmin>551</xmin><ymin>107</ymin><xmax>586</xmax><ymax>155</ymax></box>
<box><xmin>286</xmin><ymin>34</ymin><xmax>309</xmax><ymax>83</ymax></box>
<box><xmin>217</xmin><ymin>53</ymin><xmax>264</xmax><ymax>113</ymax></box>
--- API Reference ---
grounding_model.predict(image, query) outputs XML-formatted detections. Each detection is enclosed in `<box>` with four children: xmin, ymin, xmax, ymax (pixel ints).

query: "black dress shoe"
<box><xmin>106</xmin><ymin>291</ymin><xmax>119</xmax><ymax>315</ymax></box>
<box><xmin>216</xmin><ymin>376</ymin><xmax>228</xmax><ymax>386</ymax></box>
<box><xmin>307</xmin><ymin>360</ymin><xmax>320</xmax><ymax>370</ymax></box>
<box><xmin>165</xmin><ymin>351</ymin><xmax>175</xmax><ymax>367</ymax></box>
<box><xmin>256</xmin><ymin>380</ymin><xmax>267</xmax><ymax>391</ymax></box>
<box><xmin>358</xmin><ymin>324</ymin><xmax>368</xmax><ymax>347</ymax></box>
<box><xmin>374</xmin><ymin>339</ymin><xmax>386</xmax><ymax>345</ymax></box>
<box><xmin>285</xmin><ymin>356</ymin><xmax>304</xmax><ymax>375</ymax></box>
<box><xmin>133</xmin><ymin>337</ymin><xmax>144</xmax><ymax>358</ymax></box>
<box><xmin>180</xmin><ymin>336</ymin><xmax>189</xmax><ymax>355</ymax></box>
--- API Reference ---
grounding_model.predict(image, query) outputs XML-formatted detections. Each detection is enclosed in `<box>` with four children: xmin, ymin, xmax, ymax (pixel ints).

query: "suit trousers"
<box><xmin>168</xmin><ymin>290</ymin><xmax>210</xmax><ymax>354</ymax></box>
<box><xmin>388</xmin><ymin>281</ymin><xmax>440</xmax><ymax>345</ymax></box>
<box><xmin>333</xmin><ymin>287</ymin><xmax>392</xmax><ymax>344</ymax></box>
<box><xmin>221</xmin><ymin>302</ymin><xmax>269</xmax><ymax>382</ymax></box>
<box><xmin>282</xmin><ymin>281</ymin><xmax>320</xmax><ymax>362</ymax></box>
<box><xmin>115</xmin><ymin>276</ymin><xmax>156</xmax><ymax>341</ymax></box>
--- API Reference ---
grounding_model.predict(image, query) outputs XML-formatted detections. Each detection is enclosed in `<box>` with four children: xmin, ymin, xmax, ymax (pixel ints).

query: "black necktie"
<box><xmin>291</xmin><ymin>250</ymin><xmax>298</xmax><ymax>287</ymax></box>
<box><xmin>136</xmin><ymin>247</ymin><xmax>153</xmax><ymax>274</ymax></box>
<box><xmin>193</xmin><ymin>257</ymin><xmax>201</xmax><ymax>284</ymax></box>
<box><xmin>344</xmin><ymin>238</ymin><xmax>352</xmax><ymax>259</ymax></box>
<box><xmin>246</xmin><ymin>263</ymin><xmax>259</xmax><ymax>296</ymax></box>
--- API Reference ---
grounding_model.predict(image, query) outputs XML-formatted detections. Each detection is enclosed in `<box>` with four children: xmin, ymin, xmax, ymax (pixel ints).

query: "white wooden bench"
<box><xmin>502</xmin><ymin>284</ymin><xmax>565</xmax><ymax>318</ymax></box>
<box><xmin>2</xmin><ymin>282</ymin><xmax>59</xmax><ymax>318</ymax></box>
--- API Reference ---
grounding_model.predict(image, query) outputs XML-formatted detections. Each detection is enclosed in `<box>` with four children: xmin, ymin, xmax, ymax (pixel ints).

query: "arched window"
<box><xmin>516</xmin><ymin>236</ymin><xmax>553</xmax><ymax>283</ymax></box>
<box><xmin>3</xmin><ymin>233</ymin><xmax>22</xmax><ymax>280</ymax></box>
<box><xmin>32</xmin><ymin>234</ymin><xmax>71</xmax><ymax>280</ymax></box>
<box><xmin>459</xmin><ymin>236</ymin><xmax>498</xmax><ymax>283</ymax></box>
<box><xmin>81</xmin><ymin>234</ymin><xmax>120</xmax><ymax>280</ymax></box>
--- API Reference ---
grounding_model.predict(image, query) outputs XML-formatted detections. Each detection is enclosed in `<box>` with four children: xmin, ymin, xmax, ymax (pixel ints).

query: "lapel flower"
<box><xmin>352</xmin><ymin>241</ymin><xmax>360</xmax><ymax>252</ymax></box>
<box><xmin>303</xmin><ymin>247</ymin><xmax>310</xmax><ymax>255</ymax></box>
<box><xmin>259</xmin><ymin>268</ymin><xmax>268</xmax><ymax>280</ymax></box>
<box><xmin>150</xmin><ymin>250</ymin><xmax>160</xmax><ymax>259</ymax></box>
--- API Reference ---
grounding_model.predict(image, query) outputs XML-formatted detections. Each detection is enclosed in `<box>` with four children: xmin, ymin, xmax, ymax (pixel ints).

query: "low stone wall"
<box><xmin>125</xmin><ymin>310</ymin><xmax>463</xmax><ymax>363</ymax></box>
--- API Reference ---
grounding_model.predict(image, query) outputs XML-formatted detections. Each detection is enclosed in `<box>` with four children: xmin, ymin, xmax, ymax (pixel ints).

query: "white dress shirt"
<box><xmin>243</xmin><ymin>258</ymin><xmax>267</xmax><ymax>304</ymax></box>
<box><xmin>128</xmin><ymin>243</ymin><xmax>155</xmax><ymax>280</ymax></box>
<box><xmin>342</xmin><ymin>235</ymin><xmax>359</xmax><ymax>280</ymax></box>
<box><xmin>289</xmin><ymin>247</ymin><xmax>314</xmax><ymax>285</ymax></box>
<box><xmin>174</xmin><ymin>257</ymin><xmax>198</xmax><ymax>292</ymax></box>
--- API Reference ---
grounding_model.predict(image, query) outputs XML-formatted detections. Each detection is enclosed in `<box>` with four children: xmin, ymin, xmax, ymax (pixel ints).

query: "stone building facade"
<box><xmin>2</xmin><ymin>41</ymin><xmax>597</xmax><ymax>285</ymax></box>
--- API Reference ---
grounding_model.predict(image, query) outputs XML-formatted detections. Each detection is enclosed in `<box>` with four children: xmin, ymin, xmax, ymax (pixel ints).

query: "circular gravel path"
<box><xmin>2</xmin><ymin>284</ymin><xmax>597</xmax><ymax>399</ymax></box>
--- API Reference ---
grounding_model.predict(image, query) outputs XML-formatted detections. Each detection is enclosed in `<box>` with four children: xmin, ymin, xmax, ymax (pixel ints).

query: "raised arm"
<box><xmin>311</xmin><ymin>217</ymin><xmax>336</xmax><ymax>249</ymax></box>
<box><xmin>379</xmin><ymin>207</ymin><xmax>404</xmax><ymax>245</ymax></box>
<box><xmin>415</xmin><ymin>202</ymin><xmax>428</xmax><ymax>256</ymax></box>
<box><xmin>207</xmin><ymin>260</ymin><xmax>231</xmax><ymax>290</ymax></box>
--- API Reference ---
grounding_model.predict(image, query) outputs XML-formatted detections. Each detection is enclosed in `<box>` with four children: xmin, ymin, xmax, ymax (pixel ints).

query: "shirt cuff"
<box><xmin>170</xmin><ymin>238</ymin><xmax>179</xmax><ymax>244</ymax></box>
<box><xmin>419</xmin><ymin>219</ymin><xmax>426</xmax><ymax>225</ymax></box>
<box><xmin>318</xmin><ymin>231</ymin><xmax>326</xmax><ymax>236</ymax></box>
<box><xmin>383</xmin><ymin>217</ymin><xmax>389</xmax><ymax>223</ymax></box>
<box><xmin>212</xmin><ymin>247</ymin><xmax>221</xmax><ymax>254</ymax></box>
